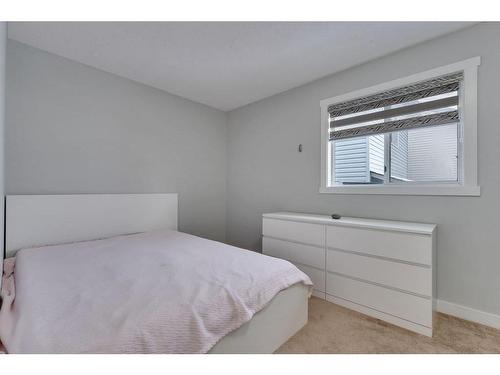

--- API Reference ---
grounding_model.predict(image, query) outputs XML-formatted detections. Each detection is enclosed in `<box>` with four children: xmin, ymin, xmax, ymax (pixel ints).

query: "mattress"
<box><xmin>0</xmin><ymin>229</ymin><xmax>312</xmax><ymax>353</ymax></box>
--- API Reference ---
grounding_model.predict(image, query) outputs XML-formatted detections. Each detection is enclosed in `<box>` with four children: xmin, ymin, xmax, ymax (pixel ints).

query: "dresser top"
<box><xmin>263</xmin><ymin>212</ymin><xmax>436</xmax><ymax>235</ymax></box>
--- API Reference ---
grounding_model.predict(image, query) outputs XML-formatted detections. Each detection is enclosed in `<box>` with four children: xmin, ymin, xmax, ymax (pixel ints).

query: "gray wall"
<box><xmin>6</xmin><ymin>40</ymin><xmax>227</xmax><ymax>242</ymax></box>
<box><xmin>0</xmin><ymin>24</ymin><xmax>6</xmax><ymax>275</ymax></box>
<box><xmin>226</xmin><ymin>23</ymin><xmax>500</xmax><ymax>315</ymax></box>
<box><xmin>6</xmin><ymin>24</ymin><xmax>500</xmax><ymax>317</ymax></box>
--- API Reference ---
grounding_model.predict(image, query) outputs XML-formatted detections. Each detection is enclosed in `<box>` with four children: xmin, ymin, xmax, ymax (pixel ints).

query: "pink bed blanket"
<box><xmin>0</xmin><ymin>230</ymin><xmax>312</xmax><ymax>353</ymax></box>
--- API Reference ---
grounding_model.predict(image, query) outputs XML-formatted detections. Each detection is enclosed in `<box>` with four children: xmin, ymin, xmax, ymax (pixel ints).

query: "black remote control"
<box><xmin>331</xmin><ymin>214</ymin><xmax>341</xmax><ymax>220</ymax></box>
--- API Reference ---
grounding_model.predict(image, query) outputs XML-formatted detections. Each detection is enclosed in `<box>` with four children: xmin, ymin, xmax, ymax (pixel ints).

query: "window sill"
<box><xmin>319</xmin><ymin>184</ymin><xmax>480</xmax><ymax>196</ymax></box>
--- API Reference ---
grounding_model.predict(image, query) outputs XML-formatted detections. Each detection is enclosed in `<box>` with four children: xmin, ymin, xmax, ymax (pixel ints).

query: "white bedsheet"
<box><xmin>0</xmin><ymin>230</ymin><xmax>312</xmax><ymax>353</ymax></box>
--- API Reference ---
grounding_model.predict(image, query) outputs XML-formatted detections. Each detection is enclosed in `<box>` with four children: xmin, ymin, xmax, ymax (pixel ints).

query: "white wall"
<box><xmin>226</xmin><ymin>23</ymin><xmax>500</xmax><ymax>317</ymax></box>
<box><xmin>6</xmin><ymin>40</ymin><xmax>227</xmax><ymax>242</ymax></box>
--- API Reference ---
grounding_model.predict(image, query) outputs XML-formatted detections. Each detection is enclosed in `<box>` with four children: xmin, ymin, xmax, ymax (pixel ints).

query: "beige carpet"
<box><xmin>276</xmin><ymin>297</ymin><xmax>500</xmax><ymax>353</ymax></box>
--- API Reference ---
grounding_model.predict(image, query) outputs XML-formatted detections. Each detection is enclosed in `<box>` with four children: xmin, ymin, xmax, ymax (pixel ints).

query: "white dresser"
<box><xmin>262</xmin><ymin>212</ymin><xmax>436</xmax><ymax>336</ymax></box>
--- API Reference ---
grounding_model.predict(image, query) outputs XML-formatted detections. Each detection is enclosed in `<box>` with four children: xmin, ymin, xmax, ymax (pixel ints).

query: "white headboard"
<box><xmin>5</xmin><ymin>193</ymin><xmax>178</xmax><ymax>257</ymax></box>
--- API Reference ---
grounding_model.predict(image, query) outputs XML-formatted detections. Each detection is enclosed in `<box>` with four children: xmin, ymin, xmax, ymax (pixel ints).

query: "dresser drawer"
<box><xmin>327</xmin><ymin>225</ymin><xmax>432</xmax><ymax>265</ymax></box>
<box><xmin>326</xmin><ymin>249</ymin><xmax>431</xmax><ymax>296</ymax></box>
<box><xmin>294</xmin><ymin>263</ymin><xmax>325</xmax><ymax>293</ymax></box>
<box><xmin>263</xmin><ymin>237</ymin><xmax>325</xmax><ymax>270</ymax></box>
<box><xmin>263</xmin><ymin>218</ymin><xmax>324</xmax><ymax>247</ymax></box>
<box><xmin>326</xmin><ymin>273</ymin><xmax>432</xmax><ymax>327</ymax></box>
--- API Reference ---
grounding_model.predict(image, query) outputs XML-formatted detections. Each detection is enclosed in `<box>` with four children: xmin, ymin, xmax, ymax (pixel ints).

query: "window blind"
<box><xmin>329</xmin><ymin>72</ymin><xmax>463</xmax><ymax>141</ymax></box>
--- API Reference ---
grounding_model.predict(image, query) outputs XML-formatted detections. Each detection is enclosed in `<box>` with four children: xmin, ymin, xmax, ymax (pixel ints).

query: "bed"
<box><xmin>0</xmin><ymin>194</ymin><xmax>311</xmax><ymax>354</ymax></box>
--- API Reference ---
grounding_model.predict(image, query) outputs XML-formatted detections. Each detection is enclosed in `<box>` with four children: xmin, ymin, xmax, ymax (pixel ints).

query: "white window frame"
<box><xmin>319</xmin><ymin>57</ymin><xmax>481</xmax><ymax>196</ymax></box>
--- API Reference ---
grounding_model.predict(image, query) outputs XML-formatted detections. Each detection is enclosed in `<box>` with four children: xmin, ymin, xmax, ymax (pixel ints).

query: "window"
<box><xmin>320</xmin><ymin>57</ymin><xmax>480</xmax><ymax>196</ymax></box>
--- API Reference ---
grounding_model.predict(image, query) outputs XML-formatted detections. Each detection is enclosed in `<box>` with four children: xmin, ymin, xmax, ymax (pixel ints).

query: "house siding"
<box><xmin>407</xmin><ymin>123</ymin><xmax>458</xmax><ymax>181</ymax></box>
<box><xmin>333</xmin><ymin>137</ymin><xmax>370</xmax><ymax>183</ymax></box>
<box><xmin>391</xmin><ymin>131</ymin><xmax>409</xmax><ymax>180</ymax></box>
<box><xmin>368</xmin><ymin>134</ymin><xmax>385</xmax><ymax>176</ymax></box>
<box><xmin>334</xmin><ymin>124</ymin><xmax>456</xmax><ymax>184</ymax></box>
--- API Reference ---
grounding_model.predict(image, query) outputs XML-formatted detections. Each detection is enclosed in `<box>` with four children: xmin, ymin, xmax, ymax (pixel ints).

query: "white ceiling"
<box><xmin>8</xmin><ymin>22</ymin><xmax>474</xmax><ymax>111</ymax></box>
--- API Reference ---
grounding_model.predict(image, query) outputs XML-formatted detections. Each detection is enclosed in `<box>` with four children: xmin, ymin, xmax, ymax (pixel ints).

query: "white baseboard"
<box><xmin>437</xmin><ymin>300</ymin><xmax>500</xmax><ymax>330</ymax></box>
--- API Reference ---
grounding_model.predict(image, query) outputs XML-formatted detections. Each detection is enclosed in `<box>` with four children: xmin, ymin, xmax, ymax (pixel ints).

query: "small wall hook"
<box><xmin>298</xmin><ymin>144</ymin><xmax>303</xmax><ymax>152</ymax></box>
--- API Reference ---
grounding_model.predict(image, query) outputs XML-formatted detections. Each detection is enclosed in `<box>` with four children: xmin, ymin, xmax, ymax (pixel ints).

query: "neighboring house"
<box><xmin>333</xmin><ymin>123</ymin><xmax>457</xmax><ymax>184</ymax></box>
<box><xmin>407</xmin><ymin>123</ymin><xmax>458</xmax><ymax>181</ymax></box>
